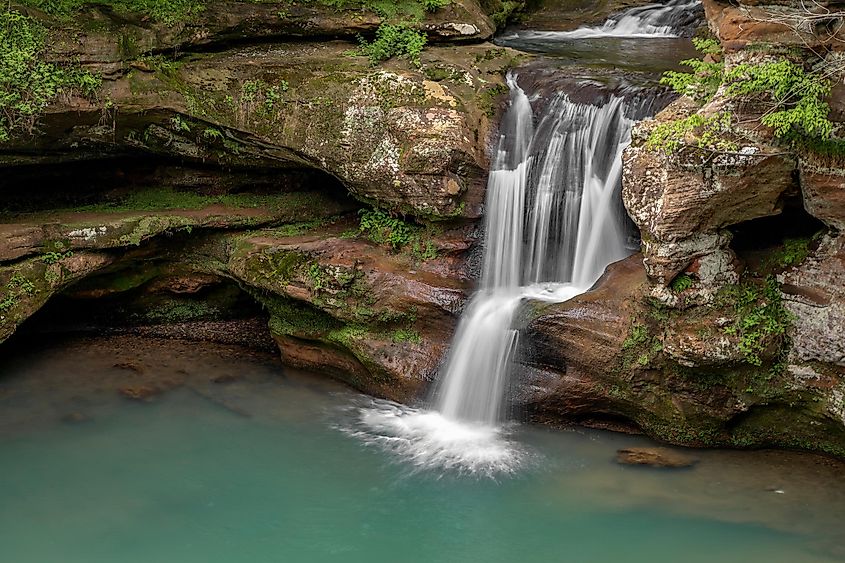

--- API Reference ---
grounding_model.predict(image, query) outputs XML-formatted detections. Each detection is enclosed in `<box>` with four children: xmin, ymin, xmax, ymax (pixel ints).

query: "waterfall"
<box><xmin>503</xmin><ymin>0</ymin><xmax>703</xmax><ymax>40</ymax></box>
<box><xmin>350</xmin><ymin>78</ymin><xmax>647</xmax><ymax>474</ymax></box>
<box><xmin>573</xmin><ymin>0</ymin><xmax>703</xmax><ymax>38</ymax></box>
<box><xmin>432</xmin><ymin>81</ymin><xmax>636</xmax><ymax>425</ymax></box>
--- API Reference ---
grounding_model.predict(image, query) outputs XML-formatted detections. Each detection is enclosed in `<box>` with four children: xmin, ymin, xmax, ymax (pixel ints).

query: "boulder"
<box><xmin>623</xmin><ymin>97</ymin><xmax>798</xmax><ymax>298</ymax></box>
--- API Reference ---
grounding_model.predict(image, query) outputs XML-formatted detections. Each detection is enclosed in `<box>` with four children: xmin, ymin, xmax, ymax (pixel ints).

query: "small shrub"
<box><xmin>358</xmin><ymin>208</ymin><xmax>417</xmax><ymax>249</ymax></box>
<box><xmin>308</xmin><ymin>263</ymin><xmax>326</xmax><ymax>291</ymax></box>
<box><xmin>775</xmin><ymin>238</ymin><xmax>811</xmax><ymax>269</ymax></box>
<box><xmin>647</xmin><ymin>111</ymin><xmax>737</xmax><ymax>154</ymax></box>
<box><xmin>622</xmin><ymin>323</ymin><xmax>649</xmax><ymax>351</ymax></box>
<box><xmin>650</xmin><ymin>36</ymin><xmax>839</xmax><ymax>154</ymax></box>
<box><xmin>42</xmin><ymin>250</ymin><xmax>73</xmax><ymax>264</ymax></box>
<box><xmin>358</xmin><ymin>24</ymin><xmax>427</xmax><ymax>66</ymax></box>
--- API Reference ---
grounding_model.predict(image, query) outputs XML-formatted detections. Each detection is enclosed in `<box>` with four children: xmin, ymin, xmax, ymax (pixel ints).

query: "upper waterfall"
<box><xmin>502</xmin><ymin>0</ymin><xmax>704</xmax><ymax>42</ymax></box>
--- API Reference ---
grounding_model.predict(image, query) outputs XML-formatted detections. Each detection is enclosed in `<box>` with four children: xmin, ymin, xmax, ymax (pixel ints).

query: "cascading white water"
<box><xmin>524</xmin><ymin>95</ymin><xmax>631</xmax><ymax>288</ymax></box>
<box><xmin>504</xmin><ymin>0</ymin><xmax>702</xmax><ymax>41</ymax></box>
<box><xmin>434</xmin><ymin>78</ymin><xmax>533</xmax><ymax>425</ymax></box>
<box><xmin>350</xmin><ymin>77</ymin><xmax>644</xmax><ymax>474</ymax></box>
<box><xmin>433</xmin><ymin>84</ymin><xmax>637</xmax><ymax>427</ymax></box>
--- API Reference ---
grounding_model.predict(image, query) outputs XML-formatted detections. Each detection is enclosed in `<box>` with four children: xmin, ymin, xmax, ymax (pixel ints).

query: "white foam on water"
<box><xmin>342</xmin><ymin>399</ymin><xmax>528</xmax><ymax>478</ymax></box>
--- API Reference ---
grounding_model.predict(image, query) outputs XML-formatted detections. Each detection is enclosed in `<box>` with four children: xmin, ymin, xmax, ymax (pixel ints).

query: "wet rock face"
<box><xmin>4</xmin><ymin>0</ymin><xmax>521</xmax><ymax>220</ymax></box>
<box><xmin>3</xmin><ymin>40</ymin><xmax>513</xmax><ymax>219</ymax></box>
<box><xmin>44</xmin><ymin>0</ymin><xmax>497</xmax><ymax>74</ymax></box>
<box><xmin>527</xmin><ymin>1</ymin><xmax>845</xmax><ymax>457</ymax></box>
<box><xmin>0</xmin><ymin>1</ymin><xmax>512</xmax><ymax>403</ymax></box>
<box><xmin>0</xmin><ymin>192</ymin><xmax>473</xmax><ymax>403</ymax></box>
<box><xmin>523</xmin><ymin>256</ymin><xmax>845</xmax><ymax>458</ymax></box>
<box><xmin>623</xmin><ymin>96</ymin><xmax>798</xmax><ymax>298</ymax></box>
<box><xmin>780</xmin><ymin>234</ymin><xmax>845</xmax><ymax>367</ymax></box>
<box><xmin>703</xmin><ymin>0</ymin><xmax>845</xmax><ymax>51</ymax></box>
<box><xmin>799</xmin><ymin>155</ymin><xmax>845</xmax><ymax>231</ymax></box>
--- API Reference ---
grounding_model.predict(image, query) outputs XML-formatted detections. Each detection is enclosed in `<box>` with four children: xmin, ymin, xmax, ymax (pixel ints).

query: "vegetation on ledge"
<box><xmin>0</xmin><ymin>10</ymin><xmax>100</xmax><ymax>142</ymax></box>
<box><xmin>647</xmin><ymin>38</ymin><xmax>842</xmax><ymax>155</ymax></box>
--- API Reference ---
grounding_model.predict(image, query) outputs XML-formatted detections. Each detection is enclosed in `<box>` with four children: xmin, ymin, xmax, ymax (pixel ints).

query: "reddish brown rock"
<box><xmin>616</xmin><ymin>447</ymin><xmax>700</xmax><ymax>468</ymax></box>
<box><xmin>703</xmin><ymin>0</ymin><xmax>845</xmax><ymax>51</ymax></box>
<box><xmin>800</xmin><ymin>155</ymin><xmax>845</xmax><ymax>230</ymax></box>
<box><xmin>623</xmin><ymin>97</ymin><xmax>798</xmax><ymax>298</ymax></box>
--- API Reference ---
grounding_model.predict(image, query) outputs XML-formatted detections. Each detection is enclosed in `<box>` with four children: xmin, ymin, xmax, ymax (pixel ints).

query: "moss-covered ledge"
<box><xmin>1</xmin><ymin>40</ymin><xmax>522</xmax><ymax>218</ymax></box>
<box><xmin>19</xmin><ymin>0</ymin><xmax>499</xmax><ymax>73</ymax></box>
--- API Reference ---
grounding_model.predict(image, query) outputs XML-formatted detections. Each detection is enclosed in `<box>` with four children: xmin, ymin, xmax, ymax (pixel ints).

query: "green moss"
<box><xmin>71</xmin><ymin>265</ymin><xmax>160</xmax><ymax>295</ymax></box>
<box><xmin>262</xmin><ymin>294</ymin><xmax>338</xmax><ymax>337</ymax></box>
<box><xmin>18</xmin><ymin>0</ymin><xmax>206</xmax><ymax>25</ymax></box>
<box><xmin>270</xmin><ymin>218</ymin><xmax>334</xmax><ymax>237</ymax></box>
<box><xmin>58</xmin><ymin>187</ymin><xmax>324</xmax><ymax>216</ymax></box>
<box><xmin>621</xmin><ymin>320</ymin><xmax>663</xmax><ymax>370</ymax></box>
<box><xmin>0</xmin><ymin>10</ymin><xmax>100</xmax><ymax>142</ymax></box>
<box><xmin>262</xmin><ymin>250</ymin><xmax>309</xmax><ymax>285</ymax></box>
<box><xmin>718</xmin><ymin>276</ymin><xmax>794</xmax><ymax>367</ymax></box>
<box><xmin>477</xmin><ymin>83</ymin><xmax>508</xmax><ymax>117</ymax></box>
<box><xmin>391</xmin><ymin>328</ymin><xmax>421</xmax><ymax>343</ymax></box>
<box><xmin>487</xmin><ymin>0</ymin><xmax>524</xmax><ymax>29</ymax></box>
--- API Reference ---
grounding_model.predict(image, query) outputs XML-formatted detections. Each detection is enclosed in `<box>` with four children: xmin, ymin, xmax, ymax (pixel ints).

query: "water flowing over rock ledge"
<box><xmin>2</xmin><ymin>0</ymin><xmax>845</xmax><ymax>460</ymax></box>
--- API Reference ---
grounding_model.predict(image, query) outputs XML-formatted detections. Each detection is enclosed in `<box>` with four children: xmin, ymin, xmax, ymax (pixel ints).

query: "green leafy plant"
<box><xmin>651</xmin><ymin>35</ymin><xmax>841</xmax><ymax>154</ymax></box>
<box><xmin>660</xmin><ymin>38</ymin><xmax>724</xmax><ymax>103</ymax></box>
<box><xmin>42</xmin><ymin>250</ymin><xmax>73</xmax><ymax>264</ymax></box>
<box><xmin>169</xmin><ymin>115</ymin><xmax>191</xmax><ymax>133</ymax></box>
<box><xmin>1</xmin><ymin>273</ymin><xmax>37</xmax><ymax>313</ymax></box>
<box><xmin>358</xmin><ymin>23</ymin><xmax>427</xmax><ymax>66</ymax></box>
<box><xmin>721</xmin><ymin>276</ymin><xmax>794</xmax><ymax>366</ymax></box>
<box><xmin>622</xmin><ymin>323</ymin><xmax>649</xmax><ymax>351</ymax></box>
<box><xmin>0</xmin><ymin>11</ymin><xmax>100</xmax><ymax>142</ymax></box>
<box><xmin>358</xmin><ymin>208</ymin><xmax>417</xmax><ymax>249</ymax></box>
<box><xmin>724</xmin><ymin>59</ymin><xmax>833</xmax><ymax>143</ymax></box>
<box><xmin>669</xmin><ymin>273</ymin><xmax>694</xmax><ymax>292</ymax></box>
<box><xmin>774</xmin><ymin>238</ymin><xmax>811</xmax><ymax>269</ymax></box>
<box><xmin>308</xmin><ymin>263</ymin><xmax>327</xmax><ymax>291</ymax></box>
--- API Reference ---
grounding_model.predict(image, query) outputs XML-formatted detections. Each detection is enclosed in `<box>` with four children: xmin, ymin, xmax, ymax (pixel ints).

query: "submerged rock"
<box><xmin>616</xmin><ymin>447</ymin><xmax>700</xmax><ymax>468</ymax></box>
